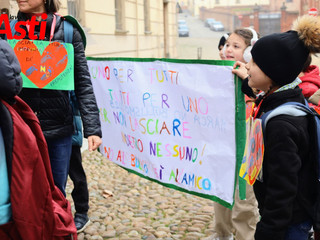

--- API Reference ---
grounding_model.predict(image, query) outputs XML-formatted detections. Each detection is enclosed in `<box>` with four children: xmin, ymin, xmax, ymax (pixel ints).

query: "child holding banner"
<box><xmin>213</xmin><ymin>29</ymin><xmax>260</xmax><ymax>240</ymax></box>
<box><xmin>233</xmin><ymin>15</ymin><xmax>320</xmax><ymax>240</ymax></box>
<box><xmin>13</xmin><ymin>0</ymin><xmax>102</xmax><ymax>198</ymax></box>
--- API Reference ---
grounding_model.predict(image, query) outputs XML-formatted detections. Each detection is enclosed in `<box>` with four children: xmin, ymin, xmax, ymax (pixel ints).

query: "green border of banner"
<box><xmin>88</xmin><ymin>57</ymin><xmax>246</xmax><ymax>209</ymax></box>
<box><xmin>87</xmin><ymin>56</ymin><xmax>230</xmax><ymax>66</ymax></box>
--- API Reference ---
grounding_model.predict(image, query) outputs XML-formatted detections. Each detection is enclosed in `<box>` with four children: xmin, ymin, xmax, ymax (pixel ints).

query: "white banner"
<box><xmin>88</xmin><ymin>58</ymin><xmax>244</xmax><ymax>207</ymax></box>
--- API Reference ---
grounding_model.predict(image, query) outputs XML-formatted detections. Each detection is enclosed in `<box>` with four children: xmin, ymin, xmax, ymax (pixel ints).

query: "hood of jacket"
<box><xmin>299</xmin><ymin>65</ymin><xmax>320</xmax><ymax>98</ymax></box>
<box><xmin>0</xmin><ymin>39</ymin><xmax>22</xmax><ymax>101</ymax></box>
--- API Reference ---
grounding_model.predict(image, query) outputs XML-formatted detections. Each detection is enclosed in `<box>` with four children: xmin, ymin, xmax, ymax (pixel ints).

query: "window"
<box><xmin>236</xmin><ymin>0</ymin><xmax>240</xmax><ymax>3</ymax></box>
<box><xmin>67</xmin><ymin>0</ymin><xmax>79</xmax><ymax>20</ymax></box>
<box><xmin>215</xmin><ymin>0</ymin><xmax>219</xmax><ymax>4</ymax></box>
<box><xmin>144</xmin><ymin>0</ymin><xmax>151</xmax><ymax>33</ymax></box>
<box><xmin>115</xmin><ymin>0</ymin><xmax>126</xmax><ymax>32</ymax></box>
<box><xmin>67</xmin><ymin>0</ymin><xmax>85</xmax><ymax>25</ymax></box>
<box><xmin>286</xmin><ymin>0</ymin><xmax>293</xmax><ymax>2</ymax></box>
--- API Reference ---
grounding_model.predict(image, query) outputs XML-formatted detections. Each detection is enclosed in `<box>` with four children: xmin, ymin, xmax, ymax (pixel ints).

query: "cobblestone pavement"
<box><xmin>66</xmin><ymin>150</ymin><xmax>217</xmax><ymax>240</ymax></box>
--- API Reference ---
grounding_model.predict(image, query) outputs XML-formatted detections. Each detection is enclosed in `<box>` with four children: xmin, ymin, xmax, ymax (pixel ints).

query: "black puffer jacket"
<box><xmin>253</xmin><ymin>88</ymin><xmax>317</xmax><ymax>240</ymax></box>
<box><xmin>16</xmin><ymin>12</ymin><xmax>101</xmax><ymax>140</ymax></box>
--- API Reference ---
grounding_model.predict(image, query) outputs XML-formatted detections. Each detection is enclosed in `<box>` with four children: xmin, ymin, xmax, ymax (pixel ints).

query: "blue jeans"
<box><xmin>284</xmin><ymin>220</ymin><xmax>312</xmax><ymax>240</ymax></box>
<box><xmin>46</xmin><ymin>135</ymin><xmax>72</xmax><ymax>196</ymax></box>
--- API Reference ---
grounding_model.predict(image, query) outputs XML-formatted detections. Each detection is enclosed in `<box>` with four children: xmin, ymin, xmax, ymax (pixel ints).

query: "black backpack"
<box><xmin>261</xmin><ymin>100</ymin><xmax>320</xmax><ymax>230</ymax></box>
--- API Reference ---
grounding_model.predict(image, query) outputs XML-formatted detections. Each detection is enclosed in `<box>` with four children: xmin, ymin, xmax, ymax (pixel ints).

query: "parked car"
<box><xmin>178</xmin><ymin>19</ymin><xmax>187</xmax><ymax>26</ymax></box>
<box><xmin>210</xmin><ymin>21</ymin><xmax>225</xmax><ymax>31</ymax></box>
<box><xmin>178</xmin><ymin>25</ymin><xmax>189</xmax><ymax>37</ymax></box>
<box><xmin>204</xmin><ymin>18</ymin><xmax>216</xmax><ymax>27</ymax></box>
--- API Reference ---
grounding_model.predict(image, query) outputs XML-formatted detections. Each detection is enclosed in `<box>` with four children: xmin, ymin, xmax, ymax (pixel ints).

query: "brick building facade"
<box><xmin>199</xmin><ymin>0</ymin><xmax>319</xmax><ymax>36</ymax></box>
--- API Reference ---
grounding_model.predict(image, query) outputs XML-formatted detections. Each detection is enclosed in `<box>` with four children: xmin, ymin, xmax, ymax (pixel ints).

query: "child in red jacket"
<box><xmin>299</xmin><ymin>55</ymin><xmax>320</xmax><ymax>99</ymax></box>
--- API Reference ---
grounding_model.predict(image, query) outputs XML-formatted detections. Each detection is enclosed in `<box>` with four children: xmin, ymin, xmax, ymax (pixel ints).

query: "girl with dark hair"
<box><xmin>213</xmin><ymin>27</ymin><xmax>260</xmax><ymax>240</ymax></box>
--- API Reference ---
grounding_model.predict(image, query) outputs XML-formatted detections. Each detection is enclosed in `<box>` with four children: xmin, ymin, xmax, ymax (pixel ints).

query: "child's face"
<box><xmin>224</xmin><ymin>33</ymin><xmax>247</xmax><ymax>62</ymax></box>
<box><xmin>246</xmin><ymin>59</ymin><xmax>273</xmax><ymax>92</ymax></box>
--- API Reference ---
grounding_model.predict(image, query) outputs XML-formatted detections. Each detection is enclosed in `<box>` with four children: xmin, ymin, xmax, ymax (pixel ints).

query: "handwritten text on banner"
<box><xmin>88</xmin><ymin>58</ymin><xmax>243</xmax><ymax>207</ymax></box>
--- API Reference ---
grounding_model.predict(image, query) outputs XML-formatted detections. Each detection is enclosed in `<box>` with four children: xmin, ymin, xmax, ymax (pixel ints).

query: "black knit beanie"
<box><xmin>251</xmin><ymin>30</ymin><xmax>309</xmax><ymax>86</ymax></box>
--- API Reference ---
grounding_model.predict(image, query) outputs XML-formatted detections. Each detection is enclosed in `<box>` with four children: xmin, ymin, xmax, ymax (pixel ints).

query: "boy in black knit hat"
<box><xmin>232</xmin><ymin>15</ymin><xmax>320</xmax><ymax>240</ymax></box>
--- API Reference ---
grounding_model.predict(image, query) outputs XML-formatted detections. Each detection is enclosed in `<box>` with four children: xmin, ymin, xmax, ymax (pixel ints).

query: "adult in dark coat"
<box><xmin>15</xmin><ymin>0</ymin><xmax>102</xmax><ymax>197</ymax></box>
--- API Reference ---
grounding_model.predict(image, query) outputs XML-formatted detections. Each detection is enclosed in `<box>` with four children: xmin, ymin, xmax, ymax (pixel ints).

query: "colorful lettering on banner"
<box><xmin>8</xmin><ymin>39</ymin><xmax>74</xmax><ymax>90</ymax></box>
<box><xmin>88</xmin><ymin>58</ymin><xmax>245</xmax><ymax>208</ymax></box>
<box><xmin>239</xmin><ymin>117</ymin><xmax>264</xmax><ymax>185</ymax></box>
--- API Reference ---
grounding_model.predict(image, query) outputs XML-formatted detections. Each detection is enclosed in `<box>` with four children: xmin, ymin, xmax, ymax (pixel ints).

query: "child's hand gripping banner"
<box><xmin>8</xmin><ymin>39</ymin><xmax>74</xmax><ymax>90</ymax></box>
<box><xmin>87</xmin><ymin>58</ymin><xmax>246</xmax><ymax>208</ymax></box>
<box><xmin>239</xmin><ymin>116</ymin><xmax>264</xmax><ymax>185</ymax></box>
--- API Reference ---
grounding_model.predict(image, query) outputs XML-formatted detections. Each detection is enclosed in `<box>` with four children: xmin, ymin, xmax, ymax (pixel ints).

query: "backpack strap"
<box><xmin>5</xmin><ymin>19</ymin><xmax>18</xmax><ymax>40</ymax></box>
<box><xmin>261</xmin><ymin>102</ymin><xmax>308</xmax><ymax>130</ymax></box>
<box><xmin>261</xmin><ymin>100</ymin><xmax>320</xmax><ymax>180</ymax></box>
<box><xmin>63</xmin><ymin>19</ymin><xmax>73</xmax><ymax>44</ymax></box>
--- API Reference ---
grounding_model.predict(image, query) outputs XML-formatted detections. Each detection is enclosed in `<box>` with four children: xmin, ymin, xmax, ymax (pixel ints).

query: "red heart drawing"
<box><xmin>14</xmin><ymin>40</ymin><xmax>68</xmax><ymax>89</ymax></box>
